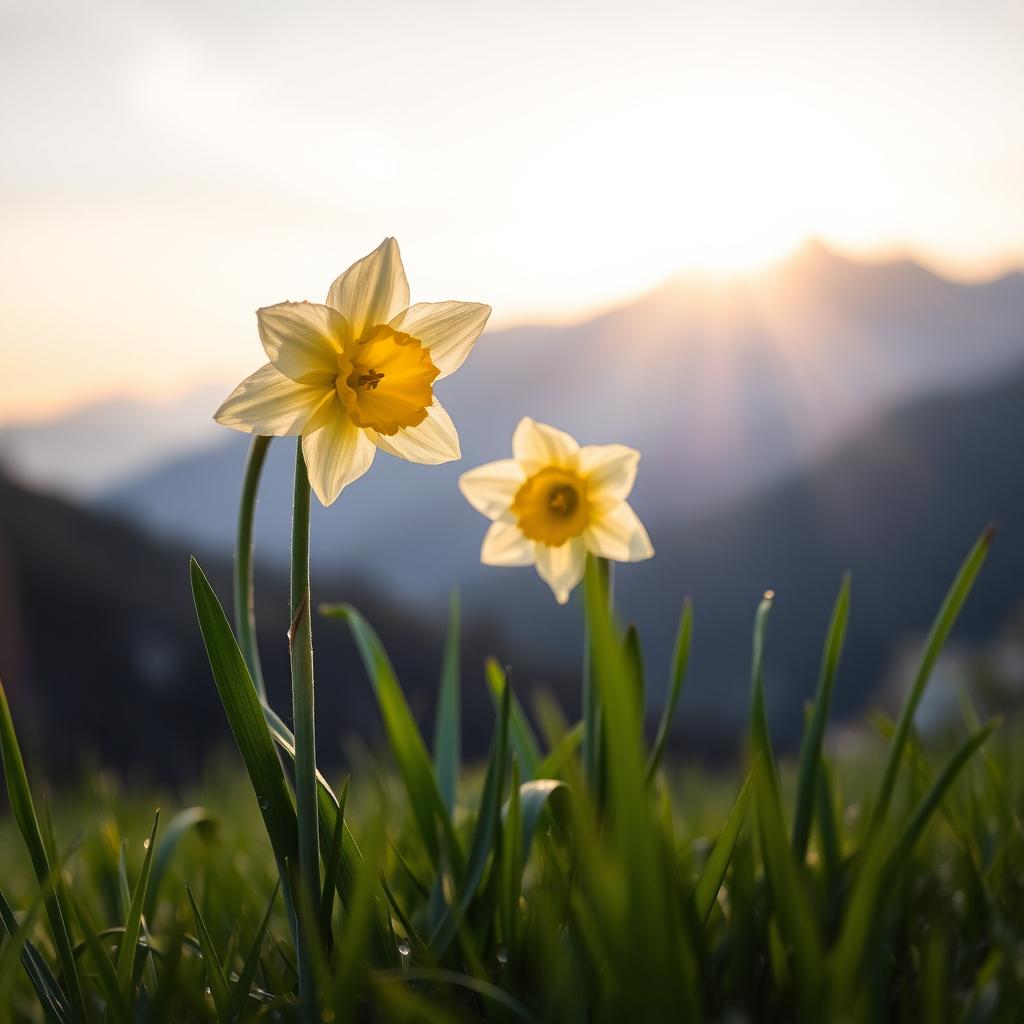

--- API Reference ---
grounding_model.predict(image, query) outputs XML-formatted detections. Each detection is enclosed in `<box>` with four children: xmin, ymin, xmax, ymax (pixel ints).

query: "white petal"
<box><xmin>326</xmin><ymin>237</ymin><xmax>409</xmax><ymax>340</ymax></box>
<box><xmin>390</xmin><ymin>301</ymin><xmax>491</xmax><ymax>379</ymax></box>
<box><xmin>301</xmin><ymin>411</ymin><xmax>376</xmax><ymax>506</ymax></box>
<box><xmin>257</xmin><ymin>302</ymin><xmax>346</xmax><ymax>385</ymax></box>
<box><xmin>584</xmin><ymin>502</ymin><xmax>654</xmax><ymax>562</ymax></box>
<box><xmin>534</xmin><ymin>537</ymin><xmax>587</xmax><ymax>605</ymax></box>
<box><xmin>577</xmin><ymin>444</ymin><xmax>641</xmax><ymax>508</ymax></box>
<box><xmin>480</xmin><ymin>521</ymin><xmax>535</xmax><ymax>566</ymax></box>
<box><xmin>214</xmin><ymin>363</ymin><xmax>334</xmax><ymax>436</ymax></box>
<box><xmin>373</xmin><ymin>400</ymin><xmax>461</xmax><ymax>465</ymax></box>
<box><xmin>512</xmin><ymin>417</ymin><xmax>579</xmax><ymax>473</ymax></box>
<box><xmin>458</xmin><ymin>459</ymin><xmax>526</xmax><ymax>520</ymax></box>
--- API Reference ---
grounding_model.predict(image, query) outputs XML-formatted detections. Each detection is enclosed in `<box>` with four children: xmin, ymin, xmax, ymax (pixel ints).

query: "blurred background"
<box><xmin>2</xmin><ymin>0</ymin><xmax>1023</xmax><ymax>779</ymax></box>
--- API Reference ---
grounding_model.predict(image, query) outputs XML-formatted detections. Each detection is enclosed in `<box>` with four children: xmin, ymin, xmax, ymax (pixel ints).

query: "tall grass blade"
<box><xmin>485</xmin><ymin>659</ymin><xmax>541</xmax><ymax>780</ymax></box>
<box><xmin>868</xmin><ymin>526</ymin><xmax>993</xmax><ymax>836</ymax></box>
<box><xmin>185</xmin><ymin>883</ymin><xmax>231</xmax><ymax>1020</ymax></box>
<box><xmin>324</xmin><ymin>604</ymin><xmax>462</xmax><ymax>876</ymax></box>
<box><xmin>226</xmin><ymin>881</ymin><xmax>279</xmax><ymax>1023</ymax></box>
<box><xmin>320</xmin><ymin>775</ymin><xmax>350</xmax><ymax>947</ymax></box>
<box><xmin>115</xmin><ymin>811</ymin><xmax>159</xmax><ymax>999</ymax></box>
<box><xmin>694</xmin><ymin>767</ymin><xmax>754</xmax><ymax>923</ymax></box>
<box><xmin>791</xmin><ymin>574</ymin><xmax>850</xmax><ymax>861</ymax></box>
<box><xmin>144</xmin><ymin>807</ymin><xmax>216</xmax><ymax>922</ymax></box>
<box><xmin>0</xmin><ymin>677</ymin><xmax>88</xmax><ymax>1023</ymax></box>
<box><xmin>429</xmin><ymin>679</ymin><xmax>510</xmax><ymax>956</ymax></box>
<box><xmin>190</xmin><ymin>558</ymin><xmax>300</xmax><ymax>882</ymax></box>
<box><xmin>647</xmin><ymin>597</ymin><xmax>693</xmax><ymax>781</ymax></box>
<box><xmin>434</xmin><ymin>591</ymin><xmax>461</xmax><ymax>814</ymax></box>
<box><xmin>0</xmin><ymin>884</ymin><xmax>71</xmax><ymax>1023</ymax></box>
<box><xmin>885</xmin><ymin>722</ymin><xmax>996</xmax><ymax>875</ymax></box>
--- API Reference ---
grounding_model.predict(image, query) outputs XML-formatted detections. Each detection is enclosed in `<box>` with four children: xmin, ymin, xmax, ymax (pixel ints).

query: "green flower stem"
<box><xmin>582</xmin><ymin>555</ymin><xmax>613</xmax><ymax>796</ymax></box>
<box><xmin>289</xmin><ymin>439</ymin><xmax>320</xmax><ymax>1017</ymax></box>
<box><xmin>234</xmin><ymin>435</ymin><xmax>271</xmax><ymax>698</ymax></box>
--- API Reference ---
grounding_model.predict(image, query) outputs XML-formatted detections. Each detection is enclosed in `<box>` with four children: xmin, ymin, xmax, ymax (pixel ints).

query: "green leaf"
<box><xmin>324</xmin><ymin>603</ymin><xmax>462</xmax><ymax>877</ymax></box>
<box><xmin>623</xmin><ymin>622</ymin><xmax>646</xmax><ymax>718</ymax></box>
<box><xmin>499</xmin><ymin>757</ymin><xmax>522</xmax><ymax>949</ymax></box>
<box><xmin>748</xmin><ymin>591</ymin><xmax>776</xmax><ymax>768</ymax></box>
<box><xmin>72</xmin><ymin>893</ymin><xmax>131</xmax><ymax>1024</ymax></box>
<box><xmin>753</xmin><ymin>756</ymin><xmax>823</xmax><ymax>1001</ymax></box>
<box><xmin>647</xmin><ymin>598</ymin><xmax>693</xmax><ymax>781</ymax></box>
<box><xmin>867</xmin><ymin>527</ymin><xmax>993</xmax><ymax>836</ymax></box>
<box><xmin>190</xmin><ymin>558</ymin><xmax>300</xmax><ymax>880</ymax></box>
<box><xmin>320</xmin><ymin>775</ymin><xmax>350</xmax><ymax>947</ymax></box>
<box><xmin>0</xmin><ymin>883</ymin><xmax>71</xmax><ymax>1024</ymax></box>
<box><xmin>434</xmin><ymin>591</ymin><xmax>461</xmax><ymax>814</ymax></box>
<box><xmin>429</xmin><ymin>678</ymin><xmax>511</xmax><ymax>956</ymax></box>
<box><xmin>791</xmin><ymin>574</ymin><xmax>850</xmax><ymax>861</ymax></box>
<box><xmin>885</xmin><ymin>723</ymin><xmax>997</xmax><ymax>875</ymax></box>
<box><xmin>226</xmin><ymin>881</ymin><xmax>279</xmax><ymax>1024</ymax></box>
<box><xmin>186</xmin><ymin>883</ymin><xmax>231</xmax><ymax>1019</ymax></box>
<box><xmin>116</xmin><ymin>811</ymin><xmax>160</xmax><ymax>1000</ymax></box>
<box><xmin>144</xmin><ymin>806</ymin><xmax>217</xmax><ymax>922</ymax></box>
<box><xmin>0</xmin><ymin>677</ymin><xmax>88</xmax><ymax>1023</ymax></box>
<box><xmin>693</xmin><ymin>767</ymin><xmax>754</xmax><ymax>923</ymax></box>
<box><xmin>486</xmin><ymin>659</ymin><xmax>542</xmax><ymax>780</ymax></box>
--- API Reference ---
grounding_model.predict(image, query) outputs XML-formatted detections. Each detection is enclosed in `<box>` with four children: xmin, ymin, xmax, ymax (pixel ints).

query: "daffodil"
<box><xmin>459</xmin><ymin>418</ymin><xmax>654</xmax><ymax>603</ymax></box>
<box><xmin>215</xmin><ymin>238</ymin><xmax>491</xmax><ymax>505</ymax></box>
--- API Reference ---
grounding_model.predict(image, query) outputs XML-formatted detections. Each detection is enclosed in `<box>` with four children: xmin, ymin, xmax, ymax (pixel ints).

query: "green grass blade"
<box><xmin>324</xmin><ymin>603</ymin><xmax>462</xmax><ymax>876</ymax></box>
<box><xmin>693</xmin><ymin>766</ymin><xmax>754</xmax><ymax>923</ymax></box>
<box><xmin>508</xmin><ymin>779</ymin><xmax>566</xmax><ymax>865</ymax></box>
<box><xmin>791</xmin><ymin>574</ymin><xmax>850</xmax><ymax>861</ymax></box>
<box><xmin>190</xmin><ymin>558</ymin><xmax>300</xmax><ymax>880</ymax></box>
<box><xmin>623</xmin><ymin>622</ymin><xmax>646</xmax><ymax>718</ymax></box>
<box><xmin>320</xmin><ymin>775</ymin><xmax>350</xmax><ymax>947</ymax></box>
<box><xmin>264</xmin><ymin>701</ymin><xmax>393</xmax><ymax>966</ymax></box>
<box><xmin>434</xmin><ymin>591</ymin><xmax>461</xmax><ymax>815</ymax></box>
<box><xmin>885</xmin><ymin>723</ymin><xmax>997</xmax><ymax>874</ymax></box>
<box><xmin>499</xmin><ymin>757</ymin><xmax>522</xmax><ymax>949</ymax></box>
<box><xmin>115</xmin><ymin>811</ymin><xmax>159</xmax><ymax>999</ymax></box>
<box><xmin>868</xmin><ymin>527</ymin><xmax>993</xmax><ymax>836</ymax></box>
<box><xmin>72</xmin><ymin>894</ymin><xmax>130</xmax><ymax>1024</ymax></box>
<box><xmin>226</xmin><ymin>881</ymin><xmax>279</xmax><ymax>1023</ymax></box>
<box><xmin>535</xmin><ymin>723</ymin><xmax>583</xmax><ymax>779</ymax></box>
<box><xmin>753</xmin><ymin>756</ymin><xmax>823</xmax><ymax>1000</ymax></box>
<box><xmin>748</xmin><ymin>591</ymin><xmax>776</xmax><ymax>768</ymax></box>
<box><xmin>429</xmin><ymin>679</ymin><xmax>511</xmax><ymax>956</ymax></box>
<box><xmin>185</xmin><ymin>883</ymin><xmax>231</xmax><ymax>1019</ymax></box>
<box><xmin>647</xmin><ymin>598</ymin><xmax>693</xmax><ymax>781</ymax></box>
<box><xmin>0</xmin><ymin>677</ymin><xmax>88</xmax><ymax>1023</ymax></box>
<box><xmin>144</xmin><ymin>807</ymin><xmax>216</xmax><ymax>922</ymax></box>
<box><xmin>0</xmin><ymin>884</ymin><xmax>71</xmax><ymax>1023</ymax></box>
<box><xmin>485</xmin><ymin>659</ymin><xmax>542</xmax><ymax>780</ymax></box>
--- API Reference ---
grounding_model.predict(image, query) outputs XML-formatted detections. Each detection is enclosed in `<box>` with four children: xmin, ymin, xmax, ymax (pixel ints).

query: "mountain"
<box><xmin>0</xmin><ymin>386</ymin><xmax>227</xmax><ymax>497</ymax></box>
<box><xmin>0</xmin><ymin>472</ymin><xmax>572</xmax><ymax>780</ymax></box>
<box><xmin>102</xmin><ymin>242</ymin><xmax>1024</xmax><ymax>603</ymax></box>
<box><xmin>610</xmin><ymin>363</ymin><xmax>1024</xmax><ymax>744</ymax></box>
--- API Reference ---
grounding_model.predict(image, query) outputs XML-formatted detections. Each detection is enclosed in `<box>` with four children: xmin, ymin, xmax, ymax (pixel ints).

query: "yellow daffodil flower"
<box><xmin>215</xmin><ymin>238</ymin><xmax>491</xmax><ymax>505</ymax></box>
<box><xmin>459</xmin><ymin>418</ymin><xmax>654</xmax><ymax>603</ymax></box>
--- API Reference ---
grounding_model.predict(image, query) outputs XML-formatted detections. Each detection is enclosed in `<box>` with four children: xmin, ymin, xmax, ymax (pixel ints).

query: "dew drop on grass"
<box><xmin>397</xmin><ymin>940</ymin><xmax>411</xmax><ymax>958</ymax></box>
<box><xmin>143</xmin><ymin>837</ymin><xmax>151</xmax><ymax>850</ymax></box>
<box><xmin>496</xmin><ymin>944</ymin><xmax>510</xmax><ymax>966</ymax></box>
<box><xmin>205</xmin><ymin>986</ymin><xmax>212</xmax><ymax>997</ymax></box>
<box><xmin>258</xmin><ymin>796</ymin><xmax>269</xmax><ymax>810</ymax></box>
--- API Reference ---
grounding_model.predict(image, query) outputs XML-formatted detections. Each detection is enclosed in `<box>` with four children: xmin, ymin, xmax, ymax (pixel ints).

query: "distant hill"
<box><xmin>609</xmin><ymin>364</ymin><xmax>1024</xmax><ymax>744</ymax></box>
<box><xmin>0</xmin><ymin>386</ymin><xmax>227</xmax><ymax>497</ymax></box>
<box><xmin>100</xmin><ymin>242</ymin><xmax>1024</xmax><ymax>605</ymax></box>
<box><xmin>0</xmin><ymin>473</ymin><xmax>572</xmax><ymax>780</ymax></box>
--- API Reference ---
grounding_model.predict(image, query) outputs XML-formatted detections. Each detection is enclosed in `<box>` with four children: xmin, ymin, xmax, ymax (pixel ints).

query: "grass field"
<box><xmin>1</xmin><ymin>505</ymin><xmax>1021</xmax><ymax>1021</ymax></box>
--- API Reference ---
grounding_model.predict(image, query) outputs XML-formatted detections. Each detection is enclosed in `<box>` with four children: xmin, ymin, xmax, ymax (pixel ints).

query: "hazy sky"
<box><xmin>2</xmin><ymin>0</ymin><xmax>1023</xmax><ymax>417</ymax></box>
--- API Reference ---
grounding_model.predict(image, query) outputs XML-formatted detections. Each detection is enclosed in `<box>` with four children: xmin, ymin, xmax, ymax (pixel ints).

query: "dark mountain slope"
<box><xmin>0</xmin><ymin>474</ymin><xmax>570</xmax><ymax>780</ymax></box>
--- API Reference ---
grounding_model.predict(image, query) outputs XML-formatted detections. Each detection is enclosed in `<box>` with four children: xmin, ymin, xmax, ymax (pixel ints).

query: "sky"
<box><xmin>1</xmin><ymin>0</ymin><xmax>1023</xmax><ymax>418</ymax></box>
